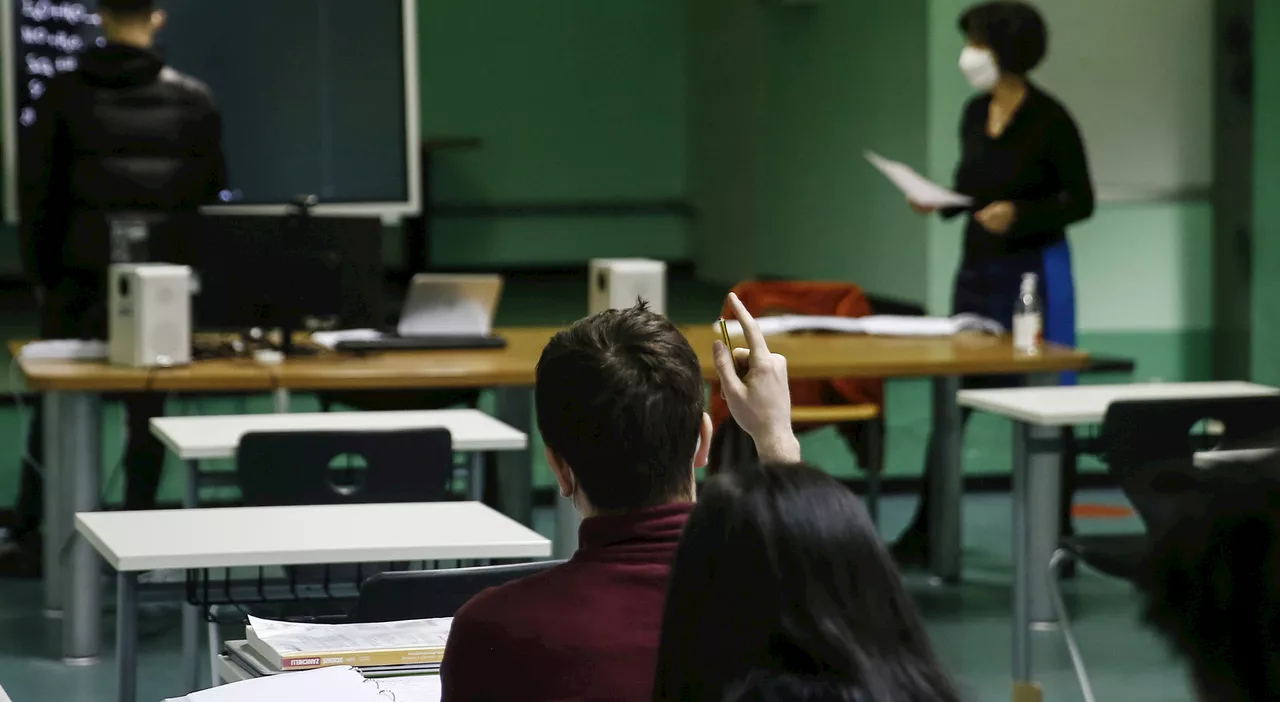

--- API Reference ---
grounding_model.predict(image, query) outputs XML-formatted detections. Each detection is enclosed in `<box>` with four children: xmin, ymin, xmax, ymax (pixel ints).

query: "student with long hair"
<box><xmin>652</xmin><ymin>462</ymin><xmax>962</xmax><ymax>702</ymax></box>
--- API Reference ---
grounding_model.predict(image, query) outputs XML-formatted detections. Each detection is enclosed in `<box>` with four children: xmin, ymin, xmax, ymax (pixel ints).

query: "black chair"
<box><xmin>1048</xmin><ymin>394</ymin><xmax>1280</xmax><ymax>702</ymax></box>
<box><xmin>357</xmin><ymin>561</ymin><xmax>566</xmax><ymax>622</ymax></box>
<box><xmin>203</xmin><ymin>428</ymin><xmax>457</xmax><ymax>674</ymax></box>
<box><xmin>236</xmin><ymin>428</ymin><xmax>455</xmax><ymax>506</ymax></box>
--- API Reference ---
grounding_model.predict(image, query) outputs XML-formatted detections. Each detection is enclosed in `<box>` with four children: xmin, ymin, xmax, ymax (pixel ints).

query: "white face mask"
<box><xmin>959</xmin><ymin>46</ymin><xmax>999</xmax><ymax>91</ymax></box>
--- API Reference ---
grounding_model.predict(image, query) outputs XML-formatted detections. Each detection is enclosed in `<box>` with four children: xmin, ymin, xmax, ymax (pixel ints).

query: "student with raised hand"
<box><xmin>653</xmin><ymin>462</ymin><xmax>962</xmax><ymax>702</ymax></box>
<box><xmin>440</xmin><ymin>294</ymin><xmax>801</xmax><ymax>702</ymax></box>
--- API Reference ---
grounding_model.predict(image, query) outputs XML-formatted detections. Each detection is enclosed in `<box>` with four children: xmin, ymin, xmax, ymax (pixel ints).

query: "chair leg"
<box><xmin>866</xmin><ymin>470</ymin><xmax>881</xmax><ymax>528</ymax></box>
<box><xmin>207</xmin><ymin>606</ymin><xmax>220</xmax><ymax>688</ymax></box>
<box><xmin>1048</xmin><ymin>549</ymin><xmax>1097</xmax><ymax>702</ymax></box>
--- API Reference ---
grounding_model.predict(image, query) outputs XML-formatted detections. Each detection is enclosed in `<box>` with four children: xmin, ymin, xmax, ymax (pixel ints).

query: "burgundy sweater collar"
<box><xmin>576</xmin><ymin>502</ymin><xmax>694</xmax><ymax>553</ymax></box>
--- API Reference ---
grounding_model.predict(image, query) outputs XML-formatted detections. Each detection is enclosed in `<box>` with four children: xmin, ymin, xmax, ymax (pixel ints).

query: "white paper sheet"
<box><xmin>172</xmin><ymin>666</ymin><xmax>384</xmax><ymax>702</ymax></box>
<box><xmin>865</xmin><ymin>151</ymin><xmax>973</xmax><ymax>208</ymax></box>
<box><xmin>248</xmin><ymin>616</ymin><xmax>452</xmax><ymax>655</ymax></box>
<box><xmin>377</xmin><ymin>675</ymin><xmax>443</xmax><ymax>702</ymax></box>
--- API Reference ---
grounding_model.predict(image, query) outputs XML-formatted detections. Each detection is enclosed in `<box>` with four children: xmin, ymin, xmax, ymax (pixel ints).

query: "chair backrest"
<box><xmin>356</xmin><ymin>560</ymin><xmax>566</xmax><ymax>622</ymax></box>
<box><xmin>709</xmin><ymin>280</ymin><xmax>883</xmax><ymax>426</ymax></box>
<box><xmin>1100</xmin><ymin>395</ymin><xmax>1280</xmax><ymax>538</ymax></box>
<box><xmin>235</xmin><ymin>428</ymin><xmax>454</xmax><ymax>507</ymax></box>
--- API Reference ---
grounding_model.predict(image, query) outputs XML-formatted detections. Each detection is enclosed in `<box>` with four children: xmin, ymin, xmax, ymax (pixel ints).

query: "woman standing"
<box><xmin>897</xmin><ymin>0</ymin><xmax>1095</xmax><ymax>565</ymax></box>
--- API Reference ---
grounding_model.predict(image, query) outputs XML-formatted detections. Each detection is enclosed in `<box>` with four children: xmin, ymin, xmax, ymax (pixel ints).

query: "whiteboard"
<box><xmin>1029</xmin><ymin>0</ymin><xmax>1213</xmax><ymax>200</ymax></box>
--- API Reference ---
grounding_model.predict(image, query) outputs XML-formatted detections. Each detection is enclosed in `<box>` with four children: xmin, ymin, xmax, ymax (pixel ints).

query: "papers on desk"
<box><xmin>379</xmin><ymin>674</ymin><xmax>444</xmax><ymax>701</ymax></box>
<box><xmin>18</xmin><ymin>339</ymin><xmax>108</xmax><ymax>360</ymax></box>
<box><xmin>865</xmin><ymin>151</ymin><xmax>972</xmax><ymax>208</ymax></box>
<box><xmin>247</xmin><ymin>615</ymin><xmax>452</xmax><ymax>671</ymax></box>
<box><xmin>717</xmin><ymin>313</ymin><xmax>1003</xmax><ymax>338</ymax></box>
<box><xmin>311</xmin><ymin>328</ymin><xmax>386</xmax><ymax>350</ymax></box>
<box><xmin>168</xmin><ymin>666</ymin><xmax>409</xmax><ymax>702</ymax></box>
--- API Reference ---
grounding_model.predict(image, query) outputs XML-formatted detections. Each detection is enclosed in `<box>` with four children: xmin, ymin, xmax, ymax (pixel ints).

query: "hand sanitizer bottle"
<box><xmin>1012</xmin><ymin>272</ymin><xmax>1042</xmax><ymax>354</ymax></box>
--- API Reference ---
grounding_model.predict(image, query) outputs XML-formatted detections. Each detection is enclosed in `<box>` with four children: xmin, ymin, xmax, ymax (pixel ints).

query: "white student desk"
<box><xmin>77</xmin><ymin>501</ymin><xmax>550</xmax><ymax>702</ymax></box>
<box><xmin>149</xmin><ymin>408</ymin><xmax>527</xmax><ymax>691</ymax></box>
<box><xmin>151</xmin><ymin>408</ymin><xmax>528</xmax><ymax>504</ymax></box>
<box><xmin>957</xmin><ymin>381</ymin><xmax>1278</xmax><ymax>693</ymax></box>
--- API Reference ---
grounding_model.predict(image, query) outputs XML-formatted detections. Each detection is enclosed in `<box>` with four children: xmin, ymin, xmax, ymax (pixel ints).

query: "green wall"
<box><xmin>419</xmin><ymin>0</ymin><xmax>689</xmax><ymax>267</ymax></box>
<box><xmin>1254</xmin><ymin>0</ymin><xmax>1280</xmax><ymax>385</ymax></box>
<box><xmin>687</xmin><ymin>1</ymin><xmax>930</xmax><ymax>300</ymax></box>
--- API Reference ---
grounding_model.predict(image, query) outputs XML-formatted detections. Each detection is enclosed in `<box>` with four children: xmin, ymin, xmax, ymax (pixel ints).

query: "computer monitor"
<box><xmin>147</xmin><ymin>212</ymin><xmax>384</xmax><ymax>351</ymax></box>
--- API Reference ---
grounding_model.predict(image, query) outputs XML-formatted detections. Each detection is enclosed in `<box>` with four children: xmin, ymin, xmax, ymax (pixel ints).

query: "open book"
<box><xmin>246</xmin><ymin>615</ymin><xmax>452</xmax><ymax>671</ymax></box>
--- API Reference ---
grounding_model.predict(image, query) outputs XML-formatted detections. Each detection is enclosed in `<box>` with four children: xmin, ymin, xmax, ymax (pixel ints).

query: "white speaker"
<box><xmin>588</xmin><ymin>259</ymin><xmax>667</xmax><ymax>316</ymax></box>
<box><xmin>108</xmin><ymin>264</ymin><xmax>193</xmax><ymax>368</ymax></box>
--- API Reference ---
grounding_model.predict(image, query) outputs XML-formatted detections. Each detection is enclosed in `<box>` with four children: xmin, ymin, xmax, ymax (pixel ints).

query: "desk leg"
<box><xmin>1011</xmin><ymin>421</ymin><xmax>1035</xmax><ymax>686</ymax></box>
<box><xmin>272</xmin><ymin>389</ymin><xmax>291</xmax><ymax>414</ymax></box>
<box><xmin>493</xmin><ymin>387</ymin><xmax>533</xmax><ymax>527</ymax></box>
<box><xmin>928</xmin><ymin>376</ymin><xmax>963</xmax><ymax>582</ymax></box>
<box><xmin>181</xmin><ymin>460</ymin><xmax>200</xmax><ymax>692</ymax></box>
<box><xmin>60</xmin><ymin>392</ymin><xmax>103</xmax><ymax>665</ymax></box>
<box><xmin>1024</xmin><ymin>374</ymin><xmax>1062</xmax><ymax>626</ymax></box>
<box><xmin>468</xmin><ymin>453</ymin><xmax>485</xmax><ymax>502</ymax></box>
<box><xmin>116</xmin><ymin>571</ymin><xmax>138</xmax><ymax>702</ymax></box>
<box><xmin>42</xmin><ymin>392</ymin><xmax>63</xmax><ymax>619</ymax></box>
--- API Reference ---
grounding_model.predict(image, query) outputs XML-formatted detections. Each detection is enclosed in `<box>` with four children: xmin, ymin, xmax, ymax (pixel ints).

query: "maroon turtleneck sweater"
<box><xmin>440</xmin><ymin>502</ymin><xmax>693</xmax><ymax>702</ymax></box>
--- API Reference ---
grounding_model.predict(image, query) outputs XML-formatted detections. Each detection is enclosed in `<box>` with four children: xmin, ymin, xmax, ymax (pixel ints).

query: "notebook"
<box><xmin>166</xmin><ymin>666</ymin><xmax>393</xmax><ymax>701</ymax></box>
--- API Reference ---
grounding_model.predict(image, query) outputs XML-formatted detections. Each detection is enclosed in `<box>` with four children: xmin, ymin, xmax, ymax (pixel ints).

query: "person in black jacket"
<box><xmin>5</xmin><ymin>0</ymin><xmax>226</xmax><ymax>567</ymax></box>
<box><xmin>896</xmin><ymin>0</ymin><xmax>1095</xmax><ymax>567</ymax></box>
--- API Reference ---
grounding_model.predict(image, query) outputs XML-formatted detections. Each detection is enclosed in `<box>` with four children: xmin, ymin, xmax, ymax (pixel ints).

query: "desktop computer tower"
<box><xmin>589</xmin><ymin>259</ymin><xmax>667</xmax><ymax>316</ymax></box>
<box><xmin>108</xmin><ymin>264</ymin><xmax>193</xmax><ymax>368</ymax></box>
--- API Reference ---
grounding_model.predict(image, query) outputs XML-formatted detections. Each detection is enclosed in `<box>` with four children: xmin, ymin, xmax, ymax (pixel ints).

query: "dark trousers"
<box><xmin>14</xmin><ymin>272</ymin><xmax>168</xmax><ymax>537</ymax></box>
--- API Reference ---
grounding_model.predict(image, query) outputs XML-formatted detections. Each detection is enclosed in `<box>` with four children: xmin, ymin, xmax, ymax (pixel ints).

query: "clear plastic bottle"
<box><xmin>1012</xmin><ymin>272</ymin><xmax>1042</xmax><ymax>354</ymax></box>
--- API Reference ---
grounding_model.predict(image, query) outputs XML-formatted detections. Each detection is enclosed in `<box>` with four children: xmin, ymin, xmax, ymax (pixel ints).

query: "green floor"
<box><xmin>0</xmin><ymin>273</ymin><xmax>1109</xmax><ymax>511</ymax></box>
<box><xmin>0</xmin><ymin>274</ymin><xmax>1195</xmax><ymax>701</ymax></box>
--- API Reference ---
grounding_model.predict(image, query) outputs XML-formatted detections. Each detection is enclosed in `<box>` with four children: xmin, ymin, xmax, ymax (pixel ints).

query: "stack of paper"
<box><xmin>246</xmin><ymin>615</ymin><xmax>452</xmax><ymax>672</ymax></box>
<box><xmin>718</xmin><ymin>313</ymin><xmax>1003</xmax><ymax>338</ymax></box>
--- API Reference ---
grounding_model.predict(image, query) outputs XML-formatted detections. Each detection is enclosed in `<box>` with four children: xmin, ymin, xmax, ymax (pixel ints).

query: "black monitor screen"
<box><xmin>13</xmin><ymin>0</ymin><xmax>410</xmax><ymax>208</ymax></box>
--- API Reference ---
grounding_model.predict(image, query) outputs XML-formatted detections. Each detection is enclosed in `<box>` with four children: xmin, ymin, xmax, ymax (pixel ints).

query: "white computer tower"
<box><xmin>588</xmin><ymin>259</ymin><xmax>667</xmax><ymax>316</ymax></box>
<box><xmin>108</xmin><ymin>264</ymin><xmax>193</xmax><ymax>368</ymax></box>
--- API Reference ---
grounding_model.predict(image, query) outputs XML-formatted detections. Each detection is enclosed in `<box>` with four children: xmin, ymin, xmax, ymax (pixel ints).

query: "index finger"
<box><xmin>726</xmin><ymin>292</ymin><xmax>770</xmax><ymax>358</ymax></box>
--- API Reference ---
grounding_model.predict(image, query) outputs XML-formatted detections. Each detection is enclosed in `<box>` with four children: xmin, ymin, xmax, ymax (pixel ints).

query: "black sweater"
<box><xmin>944</xmin><ymin>83</ymin><xmax>1095</xmax><ymax>262</ymax></box>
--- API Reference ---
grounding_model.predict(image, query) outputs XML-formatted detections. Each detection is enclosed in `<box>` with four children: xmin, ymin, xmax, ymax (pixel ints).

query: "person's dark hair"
<box><xmin>99</xmin><ymin>0</ymin><xmax>156</xmax><ymax>20</ymax></box>
<box><xmin>535</xmin><ymin>300</ymin><xmax>703</xmax><ymax>512</ymax></box>
<box><xmin>958</xmin><ymin>1</ymin><xmax>1047</xmax><ymax>76</ymax></box>
<box><xmin>1137</xmin><ymin>460</ymin><xmax>1280</xmax><ymax>702</ymax></box>
<box><xmin>653</xmin><ymin>462</ymin><xmax>962</xmax><ymax>702</ymax></box>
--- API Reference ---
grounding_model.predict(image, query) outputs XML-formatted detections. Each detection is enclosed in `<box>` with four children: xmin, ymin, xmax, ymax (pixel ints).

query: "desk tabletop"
<box><xmin>151</xmin><ymin>409</ymin><xmax>528</xmax><ymax>460</ymax></box>
<box><xmin>14</xmin><ymin>327</ymin><xmax>1089</xmax><ymax>392</ymax></box>
<box><xmin>958</xmin><ymin>381</ymin><xmax>1280</xmax><ymax>426</ymax></box>
<box><xmin>76</xmin><ymin>501</ymin><xmax>551</xmax><ymax>572</ymax></box>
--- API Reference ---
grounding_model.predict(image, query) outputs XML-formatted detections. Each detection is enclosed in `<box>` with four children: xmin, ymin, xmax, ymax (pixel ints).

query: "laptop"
<box><xmin>323</xmin><ymin>274</ymin><xmax>507</xmax><ymax>352</ymax></box>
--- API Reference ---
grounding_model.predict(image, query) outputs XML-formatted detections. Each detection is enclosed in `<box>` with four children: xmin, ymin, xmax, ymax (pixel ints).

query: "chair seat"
<box><xmin>1060</xmin><ymin>533</ymin><xmax>1149</xmax><ymax>581</ymax></box>
<box><xmin>791</xmin><ymin>404</ymin><xmax>880</xmax><ymax>424</ymax></box>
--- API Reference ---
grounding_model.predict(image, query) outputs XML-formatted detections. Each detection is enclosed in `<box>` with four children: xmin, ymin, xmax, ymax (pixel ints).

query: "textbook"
<box><xmin>245</xmin><ymin>615</ymin><xmax>452</xmax><ymax>671</ymax></box>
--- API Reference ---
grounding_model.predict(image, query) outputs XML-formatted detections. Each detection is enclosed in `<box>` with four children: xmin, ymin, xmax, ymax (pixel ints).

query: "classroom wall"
<box><xmin>925</xmin><ymin>0</ymin><xmax>1214</xmax><ymax>383</ymax></box>
<box><xmin>687</xmin><ymin>1</ymin><xmax>930</xmax><ymax>302</ymax></box>
<box><xmin>418</xmin><ymin>0</ymin><xmax>690</xmax><ymax>268</ymax></box>
<box><xmin>1253</xmin><ymin>0</ymin><xmax>1280</xmax><ymax>385</ymax></box>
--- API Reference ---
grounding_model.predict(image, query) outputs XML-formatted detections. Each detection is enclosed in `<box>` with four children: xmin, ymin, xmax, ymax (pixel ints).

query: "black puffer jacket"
<box><xmin>20</xmin><ymin>42</ymin><xmax>227</xmax><ymax>287</ymax></box>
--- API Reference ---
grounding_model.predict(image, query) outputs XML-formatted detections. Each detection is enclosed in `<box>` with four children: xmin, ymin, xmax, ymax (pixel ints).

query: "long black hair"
<box><xmin>652</xmin><ymin>462</ymin><xmax>962</xmax><ymax>702</ymax></box>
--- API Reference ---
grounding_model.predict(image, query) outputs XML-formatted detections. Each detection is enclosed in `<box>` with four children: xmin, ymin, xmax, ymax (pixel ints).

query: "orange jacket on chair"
<box><xmin>709</xmin><ymin>280</ymin><xmax>886</xmax><ymax>473</ymax></box>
